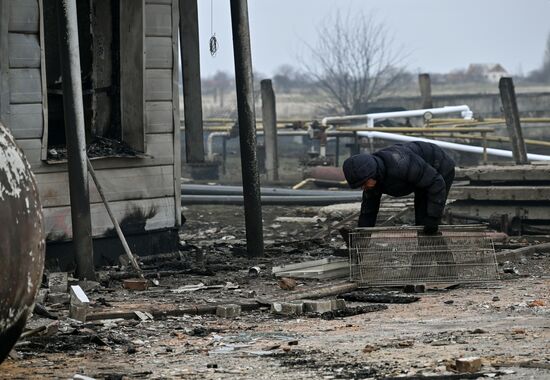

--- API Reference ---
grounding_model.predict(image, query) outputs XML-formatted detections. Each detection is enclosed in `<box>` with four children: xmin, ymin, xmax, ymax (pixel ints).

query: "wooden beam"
<box><xmin>418</xmin><ymin>73</ymin><xmax>432</xmax><ymax>109</ymax></box>
<box><xmin>499</xmin><ymin>77</ymin><xmax>529</xmax><ymax>164</ymax></box>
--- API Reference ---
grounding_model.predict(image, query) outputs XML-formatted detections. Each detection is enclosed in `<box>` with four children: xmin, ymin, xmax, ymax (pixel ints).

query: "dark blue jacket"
<box><xmin>342</xmin><ymin>141</ymin><xmax>455</xmax><ymax>227</ymax></box>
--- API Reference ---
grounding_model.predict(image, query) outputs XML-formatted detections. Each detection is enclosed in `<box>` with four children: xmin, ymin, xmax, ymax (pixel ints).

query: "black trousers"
<box><xmin>411</xmin><ymin>168</ymin><xmax>457</xmax><ymax>280</ymax></box>
<box><xmin>413</xmin><ymin>168</ymin><xmax>455</xmax><ymax>226</ymax></box>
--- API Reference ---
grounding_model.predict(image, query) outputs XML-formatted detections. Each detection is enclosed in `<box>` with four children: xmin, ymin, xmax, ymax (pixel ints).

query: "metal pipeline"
<box><xmin>0</xmin><ymin>123</ymin><xmax>45</xmax><ymax>363</ymax></box>
<box><xmin>181</xmin><ymin>183</ymin><xmax>352</xmax><ymax>196</ymax></box>
<box><xmin>357</xmin><ymin>130</ymin><xmax>550</xmax><ymax>161</ymax></box>
<box><xmin>321</xmin><ymin>105</ymin><xmax>474</xmax><ymax>128</ymax></box>
<box><xmin>181</xmin><ymin>194</ymin><xmax>361</xmax><ymax>206</ymax></box>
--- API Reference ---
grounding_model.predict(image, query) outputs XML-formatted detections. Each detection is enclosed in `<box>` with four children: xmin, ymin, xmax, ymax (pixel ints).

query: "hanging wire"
<box><xmin>209</xmin><ymin>0</ymin><xmax>218</xmax><ymax>56</ymax></box>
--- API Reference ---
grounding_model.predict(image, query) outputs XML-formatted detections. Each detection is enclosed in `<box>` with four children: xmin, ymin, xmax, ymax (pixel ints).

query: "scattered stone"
<box><xmin>512</xmin><ymin>328</ymin><xmax>526</xmax><ymax>335</ymax></box>
<box><xmin>470</xmin><ymin>328</ymin><xmax>487</xmax><ymax>334</ymax></box>
<box><xmin>287</xmin><ymin>340</ymin><xmax>298</xmax><ymax>346</ymax></box>
<box><xmin>126</xmin><ymin>345</ymin><xmax>137</xmax><ymax>354</ymax></box>
<box><xmin>134</xmin><ymin>311</ymin><xmax>153</xmax><ymax>321</ymax></box>
<box><xmin>278</xmin><ymin>277</ymin><xmax>297</xmax><ymax>291</ymax></box>
<box><xmin>528</xmin><ymin>299</ymin><xmax>545</xmax><ymax>307</ymax></box>
<box><xmin>303</xmin><ymin>300</ymin><xmax>333</xmax><ymax>314</ymax></box>
<box><xmin>330</xmin><ymin>299</ymin><xmax>346</xmax><ymax>310</ymax></box>
<box><xmin>397</xmin><ymin>340</ymin><xmax>414</xmax><ymax>348</ymax></box>
<box><xmin>455</xmin><ymin>357</ymin><xmax>482</xmax><ymax>373</ymax></box>
<box><xmin>207</xmin><ymin>363</ymin><xmax>218</xmax><ymax>369</ymax></box>
<box><xmin>271</xmin><ymin>301</ymin><xmax>304</xmax><ymax>316</ymax></box>
<box><xmin>246</xmin><ymin>290</ymin><xmax>257</xmax><ymax>298</ymax></box>
<box><xmin>69</xmin><ymin>285</ymin><xmax>90</xmax><ymax>322</ymax></box>
<box><xmin>444</xmin><ymin>300</ymin><xmax>454</xmax><ymax>305</ymax></box>
<box><xmin>362</xmin><ymin>344</ymin><xmax>379</xmax><ymax>353</ymax></box>
<box><xmin>403</xmin><ymin>284</ymin><xmax>426</xmax><ymax>293</ymax></box>
<box><xmin>492</xmin><ymin>296</ymin><xmax>500</xmax><ymax>302</ymax></box>
<box><xmin>503</xmin><ymin>267</ymin><xmax>519</xmax><ymax>275</ymax></box>
<box><xmin>48</xmin><ymin>272</ymin><xmax>69</xmax><ymax>293</ymax></box>
<box><xmin>216</xmin><ymin>304</ymin><xmax>242</xmax><ymax>318</ymax></box>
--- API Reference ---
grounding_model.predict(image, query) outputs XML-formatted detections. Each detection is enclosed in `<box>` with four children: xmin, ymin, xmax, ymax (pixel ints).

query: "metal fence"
<box><xmin>349</xmin><ymin>227</ymin><xmax>499</xmax><ymax>286</ymax></box>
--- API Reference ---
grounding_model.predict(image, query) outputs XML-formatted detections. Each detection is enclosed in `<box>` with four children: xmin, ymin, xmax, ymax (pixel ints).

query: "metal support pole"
<box><xmin>179</xmin><ymin>0</ymin><xmax>205</xmax><ymax>163</ymax></box>
<box><xmin>481</xmin><ymin>132</ymin><xmax>488</xmax><ymax>164</ymax></box>
<box><xmin>260</xmin><ymin>79</ymin><xmax>278</xmax><ymax>181</ymax></box>
<box><xmin>230</xmin><ymin>0</ymin><xmax>264</xmax><ymax>258</ymax></box>
<box><xmin>418</xmin><ymin>73</ymin><xmax>433</xmax><ymax>109</ymax></box>
<box><xmin>499</xmin><ymin>77</ymin><xmax>529</xmax><ymax>164</ymax></box>
<box><xmin>57</xmin><ymin>0</ymin><xmax>95</xmax><ymax>280</ymax></box>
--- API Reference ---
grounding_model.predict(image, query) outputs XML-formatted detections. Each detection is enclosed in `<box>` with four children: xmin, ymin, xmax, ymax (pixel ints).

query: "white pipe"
<box><xmin>207</xmin><ymin>132</ymin><xmax>229</xmax><ymax>160</ymax></box>
<box><xmin>321</xmin><ymin>105</ymin><xmax>474</xmax><ymax>127</ymax></box>
<box><xmin>356</xmin><ymin>131</ymin><xmax>550</xmax><ymax>161</ymax></box>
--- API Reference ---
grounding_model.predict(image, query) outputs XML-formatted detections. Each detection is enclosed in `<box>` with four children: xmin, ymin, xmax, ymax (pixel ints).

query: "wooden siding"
<box><xmin>146</xmin><ymin>101</ymin><xmax>173</xmax><ymax>133</ymax></box>
<box><xmin>145</xmin><ymin>36</ymin><xmax>172</xmax><ymax>69</ymax></box>
<box><xmin>43</xmin><ymin>197</ymin><xmax>176</xmax><ymax>240</ymax></box>
<box><xmin>36</xmin><ymin>165</ymin><xmax>175</xmax><ymax>207</ymax></box>
<box><xmin>8</xmin><ymin>33</ymin><xmax>41</xmax><ymax>68</ymax></box>
<box><xmin>10</xmin><ymin>103</ymin><xmax>43</xmax><ymax>138</ymax></box>
<box><xmin>145</xmin><ymin>3</ymin><xmax>171</xmax><ymax>37</ymax></box>
<box><xmin>8</xmin><ymin>0</ymin><xmax>39</xmax><ymax>33</ymax></box>
<box><xmin>145</xmin><ymin>69</ymin><xmax>172</xmax><ymax>101</ymax></box>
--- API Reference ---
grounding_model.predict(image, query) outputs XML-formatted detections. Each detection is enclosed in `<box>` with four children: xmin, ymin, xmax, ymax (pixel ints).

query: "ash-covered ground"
<box><xmin>2</xmin><ymin>204</ymin><xmax>549</xmax><ymax>380</ymax></box>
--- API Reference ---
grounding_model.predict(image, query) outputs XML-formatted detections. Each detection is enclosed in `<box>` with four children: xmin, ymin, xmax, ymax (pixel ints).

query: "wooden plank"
<box><xmin>9</xmin><ymin>68</ymin><xmax>42</xmax><ymax>103</ymax></box>
<box><xmin>0</xmin><ymin>0</ymin><xmax>10</xmax><ymax>125</ymax></box>
<box><xmin>120</xmin><ymin>0</ymin><xmax>145</xmax><ymax>152</ymax></box>
<box><xmin>8</xmin><ymin>33</ymin><xmax>40</xmax><ymax>68</ymax></box>
<box><xmin>8</xmin><ymin>0</ymin><xmax>39</xmax><ymax>33</ymax></box>
<box><xmin>38</xmin><ymin>0</ymin><xmax>48</xmax><ymax>160</ymax></box>
<box><xmin>450</xmin><ymin>186</ymin><xmax>550</xmax><ymax>202</ymax></box>
<box><xmin>36</xmin><ymin>165</ymin><xmax>175</xmax><ymax>207</ymax></box>
<box><xmin>448</xmin><ymin>202</ymin><xmax>550</xmax><ymax>221</ymax></box>
<box><xmin>171</xmin><ymin>0</ymin><xmax>181</xmax><ymax>226</ymax></box>
<box><xmin>145</xmin><ymin>3</ymin><xmax>171</xmax><ymax>37</ymax></box>
<box><xmin>146</xmin><ymin>101</ymin><xmax>173</xmax><ymax>133</ymax></box>
<box><xmin>43</xmin><ymin>197</ymin><xmax>176</xmax><ymax>240</ymax></box>
<box><xmin>145</xmin><ymin>69</ymin><xmax>172</xmax><ymax>101</ymax></box>
<box><xmin>9</xmin><ymin>103</ymin><xmax>43</xmax><ymax>138</ymax></box>
<box><xmin>456</xmin><ymin>164</ymin><xmax>550</xmax><ymax>181</ymax></box>
<box><xmin>18</xmin><ymin>133</ymin><xmax>175</xmax><ymax>173</ymax></box>
<box><xmin>145</xmin><ymin>36</ymin><xmax>172</xmax><ymax>68</ymax></box>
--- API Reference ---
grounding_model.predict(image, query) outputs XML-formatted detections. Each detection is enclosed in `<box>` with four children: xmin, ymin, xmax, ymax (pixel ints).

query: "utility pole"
<box><xmin>57</xmin><ymin>0</ymin><xmax>95</xmax><ymax>279</ymax></box>
<box><xmin>499</xmin><ymin>77</ymin><xmax>529</xmax><ymax>165</ymax></box>
<box><xmin>179</xmin><ymin>0</ymin><xmax>205</xmax><ymax>163</ymax></box>
<box><xmin>230</xmin><ymin>0</ymin><xmax>264</xmax><ymax>258</ymax></box>
<box><xmin>261</xmin><ymin>79</ymin><xmax>278</xmax><ymax>182</ymax></box>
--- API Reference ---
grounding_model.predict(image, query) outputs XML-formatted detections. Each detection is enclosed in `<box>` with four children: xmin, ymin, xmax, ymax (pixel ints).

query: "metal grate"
<box><xmin>349</xmin><ymin>227</ymin><xmax>499</xmax><ymax>286</ymax></box>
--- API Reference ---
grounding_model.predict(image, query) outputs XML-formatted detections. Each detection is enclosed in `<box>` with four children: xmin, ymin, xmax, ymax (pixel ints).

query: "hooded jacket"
<box><xmin>343</xmin><ymin>141</ymin><xmax>455</xmax><ymax>227</ymax></box>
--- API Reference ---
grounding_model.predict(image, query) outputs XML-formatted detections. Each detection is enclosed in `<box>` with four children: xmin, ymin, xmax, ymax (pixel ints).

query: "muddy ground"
<box><xmin>1</xmin><ymin>204</ymin><xmax>549</xmax><ymax>379</ymax></box>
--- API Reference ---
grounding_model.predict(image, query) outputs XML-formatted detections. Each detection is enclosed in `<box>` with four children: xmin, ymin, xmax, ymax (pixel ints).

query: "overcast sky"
<box><xmin>196</xmin><ymin>0</ymin><xmax>550</xmax><ymax>78</ymax></box>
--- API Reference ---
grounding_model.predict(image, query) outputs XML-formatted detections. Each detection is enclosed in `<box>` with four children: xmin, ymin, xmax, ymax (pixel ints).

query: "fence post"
<box><xmin>499</xmin><ymin>77</ymin><xmax>529</xmax><ymax>164</ymax></box>
<box><xmin>261</xmin><ymin>79</ymin><xmax>278</xmax><ymax>182</ymax></box>
<box><xmin>418</xmin><ymin>73</ymin><xmax>433</xmax><ymax>109</ymax></box>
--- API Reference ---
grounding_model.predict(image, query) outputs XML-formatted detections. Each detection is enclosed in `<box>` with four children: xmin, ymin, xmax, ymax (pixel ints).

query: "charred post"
<box><xmin>56</xmin><ymin>0</ymin><xmax>96</xmax><ymax>280</ymax></box>
<box><xmin>230</xmin><ymin>0</ymin><xmax>264</xmax><ymax>258</ymax></box>
<box><xmin>179</xmin><ymin>0</ymin><xmax>205</xmax><ymax>163</ymax></box>
<box><xmin>261</xmin><ymin>79</ymin><xmax>279</xmax><ymax>182</ymax></box>
<box><xmin>499</xmin><ymin>77</ymin><xmax>529</xmax><ymax>165</ymax></box>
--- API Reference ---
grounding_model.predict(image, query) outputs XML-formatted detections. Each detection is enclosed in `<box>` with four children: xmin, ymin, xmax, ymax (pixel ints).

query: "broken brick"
<box><xmin>455</xmin><ymin>357</ymin><xmax>482</xmax><ymax>373</ymax></box>
<box><xmin>271</xmin><ymin>301</ymin><xmax>304</xmax><ymax>315</ymax></box>
<box><xmin>216</xmin><ymin>304</ymin><xmax>241</xmax><ymax>318</ymax></box>
<box><xmin>303</xmin><ymin>300</ymin><xmax>332</xmax><ymax>314</ymax></box>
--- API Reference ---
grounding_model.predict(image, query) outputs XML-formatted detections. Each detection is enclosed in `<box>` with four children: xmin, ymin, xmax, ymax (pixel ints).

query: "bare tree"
<box><xmin>529</xmin><ymin>32</ymin><xmax>550</xmax><ymax>83</ymax></box>
<box><xmin>303</xmin><ymin>10</ymin><xmax>406</xmax><ymax>115</ymax></box>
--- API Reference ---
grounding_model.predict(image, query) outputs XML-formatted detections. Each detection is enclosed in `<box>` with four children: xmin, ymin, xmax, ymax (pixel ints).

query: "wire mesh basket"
<box><xmin>348</xmin><ymin>226</ymin><xmax>499</xmax><ymax>286</ymax></box>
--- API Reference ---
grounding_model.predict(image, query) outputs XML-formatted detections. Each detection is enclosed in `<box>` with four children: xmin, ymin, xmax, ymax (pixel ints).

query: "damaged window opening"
<box><xmin>43</xmin><ymin>0</ymin><xmax>145</xmax><ymax>162</ymax></box>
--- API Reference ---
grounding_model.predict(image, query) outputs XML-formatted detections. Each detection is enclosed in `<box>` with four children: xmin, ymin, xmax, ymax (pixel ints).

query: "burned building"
<box><xmin>0</xmin><ymin>0</ymin><xmax>181</xmax><ymax>265</ymax></box>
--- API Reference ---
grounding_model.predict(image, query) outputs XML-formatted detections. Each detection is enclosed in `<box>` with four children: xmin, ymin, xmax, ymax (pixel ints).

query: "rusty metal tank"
<box><xmin>0</xmin><ymin>122</ymin><xmax>45</xmax><ymax>363</ymax></box>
